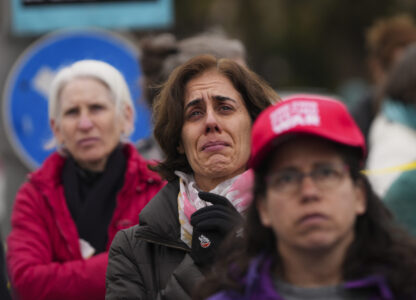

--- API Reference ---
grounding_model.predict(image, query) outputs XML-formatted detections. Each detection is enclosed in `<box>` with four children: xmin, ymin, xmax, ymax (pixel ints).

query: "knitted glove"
<box><xmin>190</xmin><ymin>192</ymin><xmax>243</xmax><ymax>268</ymax></box>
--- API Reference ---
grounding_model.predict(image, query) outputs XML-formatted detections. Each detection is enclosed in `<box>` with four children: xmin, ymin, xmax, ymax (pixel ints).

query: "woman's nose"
<box><xmin>299</xmin><ymin>176</ymin><xmax>320</xmax><ymax>202</ymax></box>
<box><xmin>78</xmin><ymin>114</ymin><xmax>93</xmax><ymax>130</ymax></box>
<box><xmin>205</xmin><ymin>109</ymin><xmax>221</xmax><ymax>134</ymax></box>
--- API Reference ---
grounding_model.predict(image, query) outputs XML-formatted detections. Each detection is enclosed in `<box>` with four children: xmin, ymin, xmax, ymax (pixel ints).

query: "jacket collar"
<box><xmin>29</xmin><ymin>143</ymin><xmax>162</xmax><ymax>189</ymax></box>
<box><xmin>137</xmin><ymin>179</ymin><xmax>189</xmax><ymax>250</ymax></box>
<box><xmin>343</xmin><ymin>275</ymin><xmax>394</xmax><ymax>300</ymax></box>
<box><xmin>243</xmin><ymin>253</ymin><xmax>395</xmax><ymax>300</ymax></box>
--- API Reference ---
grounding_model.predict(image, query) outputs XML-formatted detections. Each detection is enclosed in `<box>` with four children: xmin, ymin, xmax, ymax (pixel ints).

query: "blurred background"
<box><xmin>1</xmin><ymin>0</ymin><xmax>416</xmax><ymax>238</ymax></box>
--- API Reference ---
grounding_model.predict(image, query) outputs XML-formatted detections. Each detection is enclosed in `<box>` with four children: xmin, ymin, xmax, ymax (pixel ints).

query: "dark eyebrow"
<box><xmin>213</xmin><ymin>95</ymin><xmax>237</xmax><ymax>103</ymax></box>
<box><xmin>276</xmin><ymin>166</ymin><xmax>299</xmax><ymax>172</ymax></box>
<box><xmin>313</xmin><ymin>162</ymin><xmax>337</xmax><ymax>168</ymax></box>
<box><xmin>184</xmin><ymin>98</ymin><xmax>202</xmax><ymax>111</ymax></box>
<box><xmin>184</xmin><ymin>95</ymin><xmax>237</xmax><ymax>111</ymax></box>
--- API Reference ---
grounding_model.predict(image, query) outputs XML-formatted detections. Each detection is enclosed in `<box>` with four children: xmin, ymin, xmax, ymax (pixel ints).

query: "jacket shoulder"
<box><xmin>108</xmin><ymin>226</ymin><xmax>138</xmax><ymax>258</ymax></box>
<box><xmin>28</xmin><ymin>152</ymin><xmax>66</xmax><ymax>187</ymax></box>
<box><xmin>139</xmin><ymin>179</ymin><xmax>180</xmax><ymax>227</ymax></box>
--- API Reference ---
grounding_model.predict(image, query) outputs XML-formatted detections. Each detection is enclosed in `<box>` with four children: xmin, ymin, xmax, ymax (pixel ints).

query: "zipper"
<box><xmin>137</xmin><ymin>237</ymin><xmax>191</xmax><ymax>253</ymax></box>
<box><xmin>42</xmin><ymin>189</ymin><xmax>76</xmax><ymax>257</ymax></box>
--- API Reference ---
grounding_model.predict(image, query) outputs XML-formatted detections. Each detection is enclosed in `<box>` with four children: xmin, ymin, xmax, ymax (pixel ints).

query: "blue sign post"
<box><xmin>3</xmin><ymin>29</ymin><xmax>151</xmax><ymax>170</ymax></box>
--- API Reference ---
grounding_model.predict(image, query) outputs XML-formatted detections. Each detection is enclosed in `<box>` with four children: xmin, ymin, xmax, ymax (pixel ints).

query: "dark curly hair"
<box><xmin>194</xmin><ymin>141</ymin><xmax>416</xmax><ymax>299</ymax></box>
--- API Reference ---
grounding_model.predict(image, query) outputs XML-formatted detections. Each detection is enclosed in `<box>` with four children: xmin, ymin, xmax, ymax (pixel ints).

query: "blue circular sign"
<box><xmin>3</xmin><ymin>29</ymin><xmax>151</xmax><ymax>170</ymax></box>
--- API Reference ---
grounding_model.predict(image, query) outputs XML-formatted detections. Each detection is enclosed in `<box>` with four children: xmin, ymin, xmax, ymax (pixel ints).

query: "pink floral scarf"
<box><xmin>176</xmin><ymin>169</ymin><xmax>254</xmax><ymax>247</ymax></box>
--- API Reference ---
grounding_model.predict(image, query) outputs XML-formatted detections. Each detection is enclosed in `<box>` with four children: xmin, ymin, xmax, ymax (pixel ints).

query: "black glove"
<box><xmin>190</xmin><ymin>192</ymin><xmax>243</xmax><ymax>268</ymax></box>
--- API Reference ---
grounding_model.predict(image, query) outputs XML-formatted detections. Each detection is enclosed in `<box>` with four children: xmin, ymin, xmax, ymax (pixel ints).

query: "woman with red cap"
<box><xmin>194</xmin><ymin>94</ymin><xmax>416</xmax><ymax>300</ymax></box>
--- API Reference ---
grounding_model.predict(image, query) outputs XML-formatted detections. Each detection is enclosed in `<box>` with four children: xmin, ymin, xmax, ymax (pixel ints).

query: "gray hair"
<box><xmin>47</xmin><ymin>59</ymin><xmax>135</xmax><ymax>149</ymax></box>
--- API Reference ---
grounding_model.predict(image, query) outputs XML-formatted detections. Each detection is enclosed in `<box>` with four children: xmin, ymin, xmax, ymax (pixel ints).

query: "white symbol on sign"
<box><xmin>32</xmin><ymin>66</ymin><xmax>57</xmax><ymax>99</ymax></box>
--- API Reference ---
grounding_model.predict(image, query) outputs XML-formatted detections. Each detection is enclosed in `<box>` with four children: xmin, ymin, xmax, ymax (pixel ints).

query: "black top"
<box><xmin>63</xmin><ymin>145</ymin><xmax>126</xmax><ymax>253</ymax></box>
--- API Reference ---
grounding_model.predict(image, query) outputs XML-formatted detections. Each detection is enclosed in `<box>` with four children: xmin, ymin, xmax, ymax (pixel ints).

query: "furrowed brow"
<box><xmin>184</xmin><ymin>98</ymin><xmax>202</xmax><ymax>111</ymax></box>
<box><xmin>213</xmin><ymin>95</ymin><xmax>237</xmax><ymax>103</ymax></box>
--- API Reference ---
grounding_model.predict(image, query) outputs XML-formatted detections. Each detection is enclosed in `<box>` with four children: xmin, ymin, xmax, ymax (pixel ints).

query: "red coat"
<box><xmin>7</xmin><ymin>144</ymin><xmax>164</xmax><ymax>300</ymax></box>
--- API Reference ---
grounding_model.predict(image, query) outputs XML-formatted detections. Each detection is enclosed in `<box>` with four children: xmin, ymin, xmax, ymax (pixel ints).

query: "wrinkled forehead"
<box><xmin>184</xmin><ymin>70</ymin><xmax>241</xmax><ymax>104</ymax></box>
<box><xmin>53</xmin><ymin>77</ymin><xmax>116</xmax><ymax>121</ymax></box>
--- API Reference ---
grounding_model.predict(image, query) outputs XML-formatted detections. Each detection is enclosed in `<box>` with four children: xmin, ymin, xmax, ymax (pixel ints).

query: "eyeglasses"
<box><xmin>266</xmin><ymin>163</ymin><xmax>348</xmax><ymax>195</ymax></box>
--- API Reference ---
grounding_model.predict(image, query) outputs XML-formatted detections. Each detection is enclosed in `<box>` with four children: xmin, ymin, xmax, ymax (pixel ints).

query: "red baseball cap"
<box><xmin>248</xmin><ymin>94</ymin><xmax>366</xmax><ymax>170</ymax></box>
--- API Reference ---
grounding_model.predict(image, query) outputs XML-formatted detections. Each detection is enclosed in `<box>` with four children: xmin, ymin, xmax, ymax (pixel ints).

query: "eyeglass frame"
<box><xmin>265</xmin><ymin>162</ymin><xmax>350</xmax><ymax>195</ymax></box>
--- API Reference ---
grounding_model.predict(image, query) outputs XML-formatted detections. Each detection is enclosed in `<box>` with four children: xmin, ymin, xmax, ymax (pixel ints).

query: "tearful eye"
<box><xmin>220</xmin><ymin>105</ymin><xmax>233</xmax><ymax>111</ymax></box>
<box><xmin>218</xmin><ymin>104</ymin><xmax>235</xmax><ymax>113</ymax></box>
<box><xmin>186</xmin><ymin>109</ymin><xmax>204</xmax><ymax>120</ymax></box>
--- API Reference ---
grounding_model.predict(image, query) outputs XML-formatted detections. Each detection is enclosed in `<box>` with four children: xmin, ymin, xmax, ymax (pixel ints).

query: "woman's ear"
<box><xmin>50</xmin><ymin>119</ymin><xmax>64</xmax><ymax>145</ymax></box>
<box><xmin>122</xmin><ymin>105</ymin><xmax>134</xmax><ymax>134</ymax></box>
<box><xmin>257</xmin><ymin>196</ymin><xmax>272</xmax><ymax>228</ymax></box>
<box><xmin>354</xmin><ymin>179</ymin><xmax>367</xmax><ymax>216</ymax></box>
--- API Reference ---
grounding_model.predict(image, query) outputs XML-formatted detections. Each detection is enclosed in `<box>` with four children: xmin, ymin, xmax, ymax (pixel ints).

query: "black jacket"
<box><xmin>105</xmin><ymin>179</ymin><xmax>204</xmax><ymax>300</ymax></box>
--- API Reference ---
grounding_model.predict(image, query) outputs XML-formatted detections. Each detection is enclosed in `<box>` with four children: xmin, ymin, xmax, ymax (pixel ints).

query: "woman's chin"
<box><xmin>75</xmin><ymin>154</ymin><xmax>107</xmax><ymax>171</ymax></box>
<box><xmin>294</xmin><ymin>233</ymin><xmax>349</xmax><ymax>254</ymax></box>
<box><xmin>206</xmin><ymin>160</ymin><xmax>230</xmax><ymax>173</ymax></box>
<box><xmin>204</xmin><ymin>165</ymin><xmax>245</xmax><ymax>183</ymax></box>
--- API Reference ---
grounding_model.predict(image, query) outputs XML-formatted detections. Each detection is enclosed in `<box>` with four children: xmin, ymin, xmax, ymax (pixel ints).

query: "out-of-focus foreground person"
<box><xmin>137</xmin><ymin>32</ymin><xmax>247</xmax><ymax>161</ymax></box>
<box><xmin>7</xmin><ymin>60</ymin><xmax>164</xmax><ymax>300</ymax></box>
<box><xmin>106</xmin><ymin>55</ymin><xmax>279</xmax><ymax>299</ymax></box>
<box><xmin>350</xmin><ymin>14</ymin><xmax>416</xmax><ymax>144</ymax></box>
<box><xmin>195</xmin><ymin>95</ymin><xmax>416</xmax><ymax>300</ymax></box>
<box><xmin>367</xmin><ymin>43</ymin><xmax>416</xmax><ymax>233</ymax></box>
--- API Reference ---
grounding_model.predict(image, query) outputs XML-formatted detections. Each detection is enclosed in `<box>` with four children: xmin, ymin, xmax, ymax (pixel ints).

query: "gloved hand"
<box><xmin>190</xmin><ymin>192</ymin><xmax>243</xmax><ymax>268</ymax></box>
